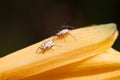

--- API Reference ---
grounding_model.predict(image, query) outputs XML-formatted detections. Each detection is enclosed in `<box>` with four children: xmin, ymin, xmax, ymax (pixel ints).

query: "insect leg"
<box><xmin>35</xmin><ymin>47</ymin><xmax>41</xmax><ymax>54</ymax></box>
<box><xmin>62</xmin><ymin>35</ymin><xmax>66</xmax><ymax>43</ymax></box>
<box><xmin>52</xmin><ymin>36</ymin><xmax>56</xmax><ymax>41</ymax></box>
<box><xmin>69</xmin><ymin>32</ymin><xmax>77</xmax><ymax>41</ymax></box>
<box><xmin>53</xmin><ymin>44</ymin><xmax>61</xmax><ymax>47</ymax></box>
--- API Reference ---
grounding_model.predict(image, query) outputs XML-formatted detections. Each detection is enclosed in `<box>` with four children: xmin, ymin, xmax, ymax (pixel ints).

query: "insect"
<box><xmin>35</xmin><ymin>40</ymin><xmax>59</xmax><ymax>54</ymax></box>
<box><xmin>54</xmin><ymin>25</ymin><xmax>77</xmax><ymax>42</ymax></box>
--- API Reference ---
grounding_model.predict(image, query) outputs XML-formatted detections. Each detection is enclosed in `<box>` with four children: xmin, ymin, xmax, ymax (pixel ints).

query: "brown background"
<box><xmin>0</xmin><ymin>0</ymin><xmax>120</xmax><ymax>57</ymax></box>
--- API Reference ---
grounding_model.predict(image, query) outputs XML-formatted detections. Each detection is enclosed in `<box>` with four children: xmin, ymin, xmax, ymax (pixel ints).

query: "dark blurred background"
<box><xmin>0</xmin><ymin>0</ymin><xmax>120</xmax><ymax>57</ymax></box>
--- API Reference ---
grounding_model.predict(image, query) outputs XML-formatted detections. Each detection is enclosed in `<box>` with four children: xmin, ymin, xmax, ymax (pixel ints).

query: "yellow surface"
<box><xmin>0</xmin><ymin>23</ymin><xmax>119</xmax><ymax>80</ymax></box>
<box><xmin>34</xmin><ymin>48</ymin><xmax>119</xmax><ymax>80</ymax></box>
<box><xmin>66</xmin><ymin>49</ymin><xmax>120</xmax><ymax>80</ymax></box>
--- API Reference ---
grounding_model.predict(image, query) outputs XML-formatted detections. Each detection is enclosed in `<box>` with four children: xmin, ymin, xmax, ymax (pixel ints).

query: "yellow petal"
<box><xmin>33</xmin><ymin>48</ymin><xmax>120</xmax><ymax>80</ymax></box>
<box><xmin>0</xmin><ymin>23</ymin><xmax>118</xmax><ymax>79</ymax></box>
<box><xmin>61</xmin><ymin>49</ymin><xmax>120</xmax><ymax>80</ymax></box>
<box><xmin>62</xmin><ymin>70</ymin><xmax>120</xmax><ymax>80</ymax></box>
